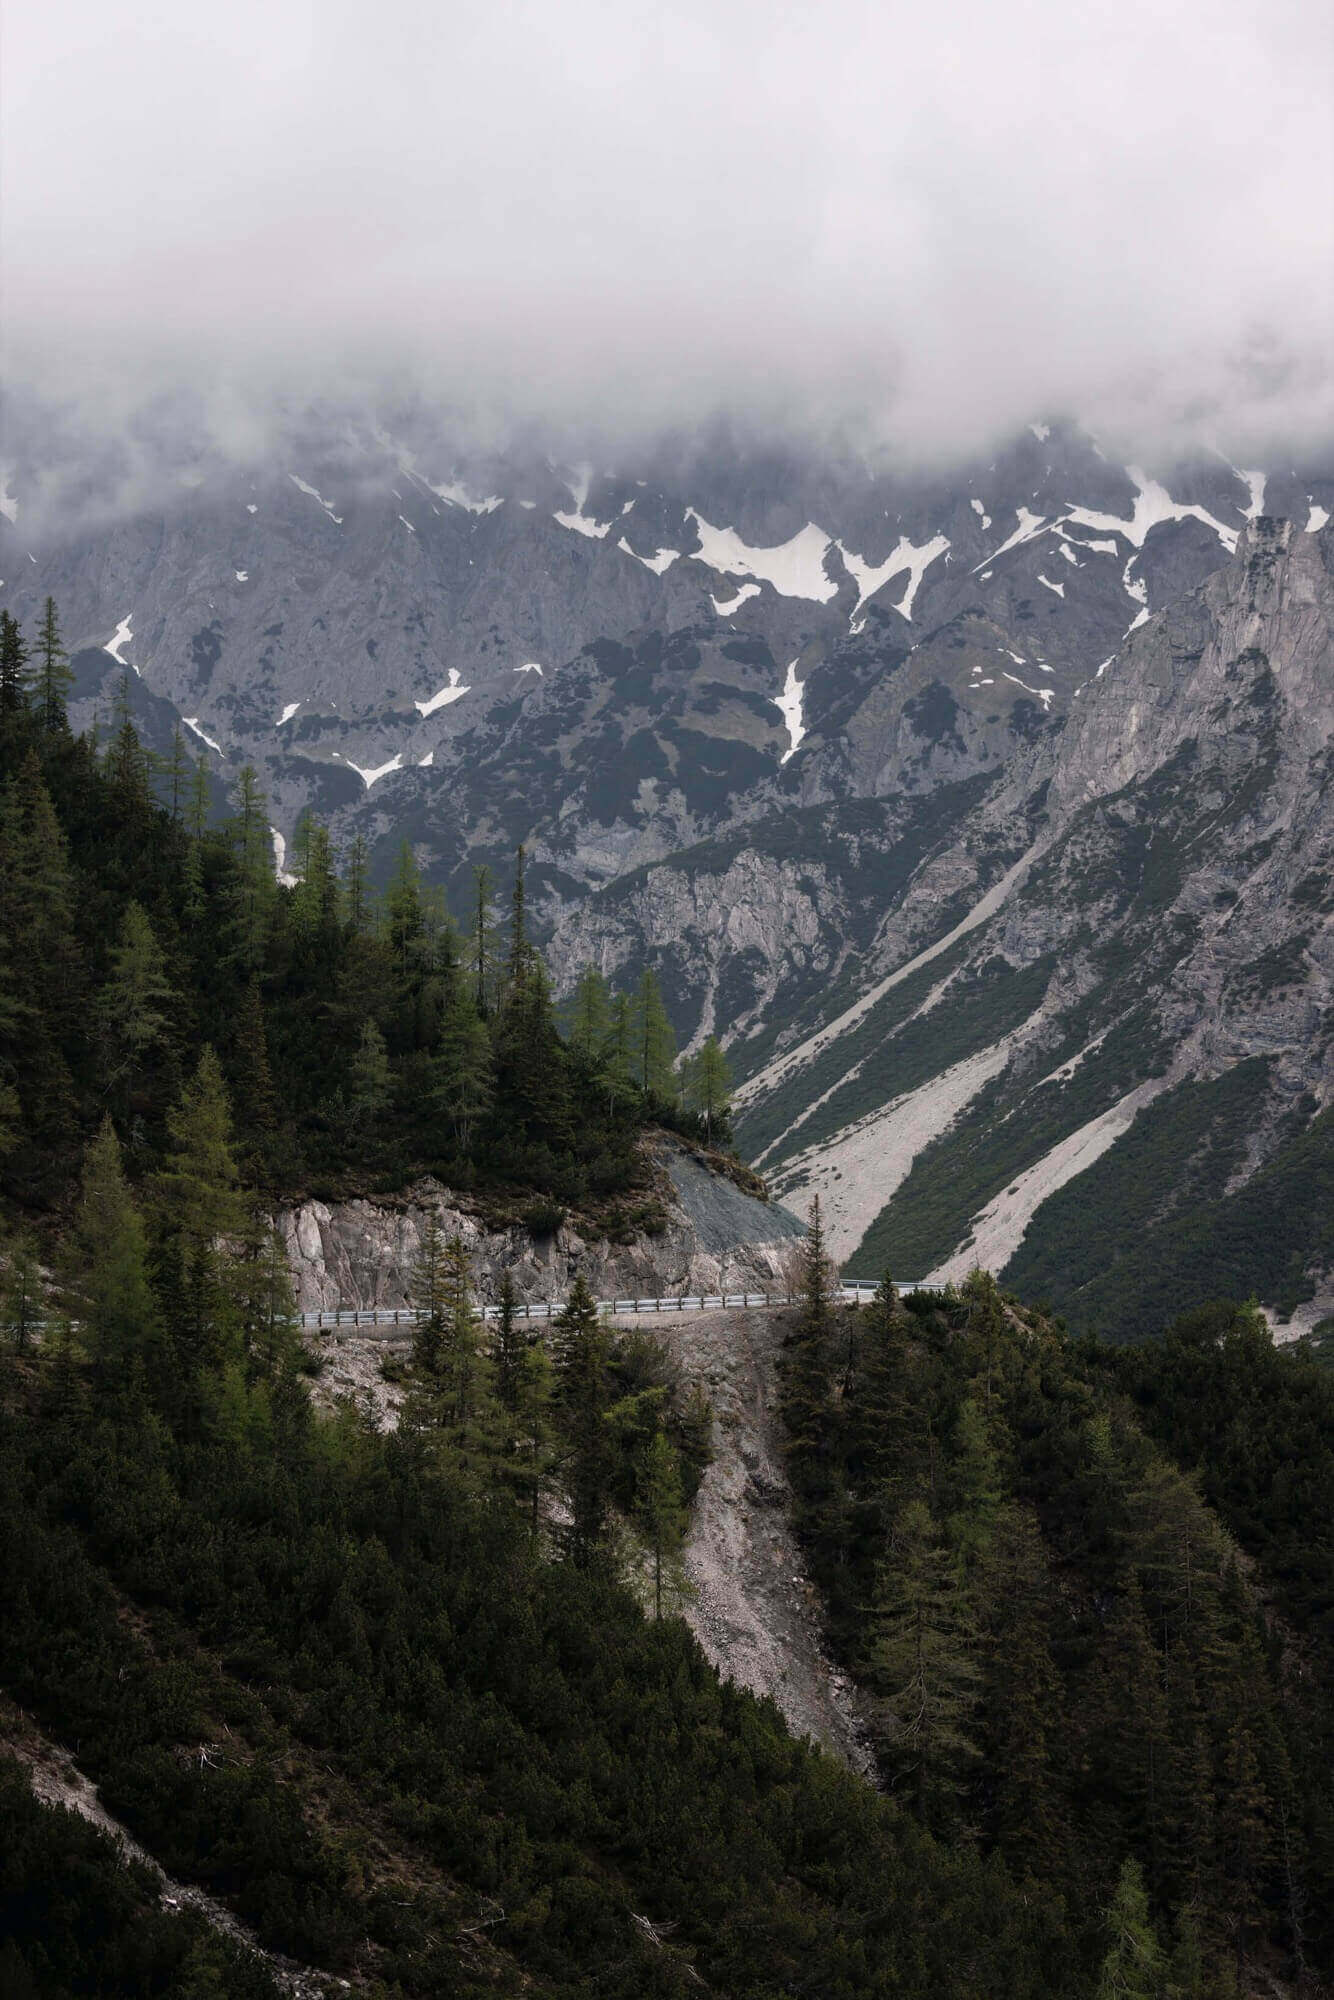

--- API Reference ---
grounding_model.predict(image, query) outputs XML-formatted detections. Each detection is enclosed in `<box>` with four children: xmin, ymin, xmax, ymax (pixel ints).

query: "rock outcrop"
<box><xmin>280</xmin><ymin>1135</ymin><xmax>806</xmax><ymax>1312</ymax></box>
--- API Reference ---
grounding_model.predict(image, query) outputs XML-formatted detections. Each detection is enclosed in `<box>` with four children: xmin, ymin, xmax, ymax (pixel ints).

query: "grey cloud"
<box><xmin>4</xmin><ymin>0</ymin><xmax>1332</xmax><ymax>463</ymax></box>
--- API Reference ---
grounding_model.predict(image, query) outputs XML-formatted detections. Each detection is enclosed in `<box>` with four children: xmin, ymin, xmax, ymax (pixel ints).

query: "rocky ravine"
<box><xmin>656</xmin><ymin>1305</ymin><xmax>876</xmax><ymax>1776</ymax></box>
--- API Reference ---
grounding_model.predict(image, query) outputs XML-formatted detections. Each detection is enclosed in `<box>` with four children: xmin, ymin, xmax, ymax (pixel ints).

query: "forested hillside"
<box><xmin>0</xmin><ymin>601</ymin><xmax>731</xmax><ymax>1233</ymax></box>
<box><xmin>780</xmin><ymin>1217</ymin><xmax>1334</xmax><ymax>1995</ymax></box>
<box><xmin>2</xmin><ymin>596</ymin><xmax>1333</xmax><ymax>1998</ymax></box>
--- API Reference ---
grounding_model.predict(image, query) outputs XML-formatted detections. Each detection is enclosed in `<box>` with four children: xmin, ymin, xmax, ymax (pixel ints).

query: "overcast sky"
<box><xmin>4</xmin><ymin>0</ymin><xmax>1333</xmax><ymax>459</ymax></box>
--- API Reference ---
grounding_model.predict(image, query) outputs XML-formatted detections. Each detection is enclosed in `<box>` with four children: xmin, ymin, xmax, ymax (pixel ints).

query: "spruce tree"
<box><xmin>0</xmin><ymin>610</ymin><xmax>31</xmax><ymax>716</ymax></box>
<box><xmin>33</xmin><ymin>597</ymin><xmax>72</xmax><ymax>732</ymax></box>
<box><xmin>868</xmin><ymin>1498</ymin><xmax>981</xmax><ymax>1829</ymax></box>
<box><xmin>347</xmin><ymin>1018</ymin><xmax>391</xmax><ymax>1127</ymax></box>
<box><xmin>554</xmin><ymin>1271</ymin><xmax>612</xmax><ymax>1567</ymax></box>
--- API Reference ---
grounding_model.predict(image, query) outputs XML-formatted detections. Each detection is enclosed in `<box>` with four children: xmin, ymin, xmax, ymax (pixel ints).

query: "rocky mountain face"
<box><xmin>6</xmin><ymin>400</ymin><xmax>1334</xmax><ymax>1335</ymax></box>
<box><xmin>736</xmin><ymin>519</ymin><xmax>1334</xmax><ymax>1336</ymax></box>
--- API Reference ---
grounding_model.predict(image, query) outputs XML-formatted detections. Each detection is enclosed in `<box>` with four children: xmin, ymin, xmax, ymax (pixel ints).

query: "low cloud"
<box><xmin>5</xmin><ymin>0</ymin><xmax>1332</xmax><ymax>465</ymax></box>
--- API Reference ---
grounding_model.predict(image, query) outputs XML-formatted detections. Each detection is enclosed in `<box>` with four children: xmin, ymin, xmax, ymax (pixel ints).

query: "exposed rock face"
<box><xmin>279</xmin><ymin>1137</ymin><xmax>806</xmax><ymax>1311</ymax></box>
<box><xmin>734</xmin><ymin>521</ymin><xmax>1334</xmax><ymax>1328</ymax></box>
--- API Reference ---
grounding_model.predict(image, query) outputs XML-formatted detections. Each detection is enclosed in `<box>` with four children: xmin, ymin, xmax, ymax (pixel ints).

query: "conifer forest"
<box><xmin>2</xmin><ymin>604</ymin><xmax>1332</xmax><ymax>2000</ymax></box>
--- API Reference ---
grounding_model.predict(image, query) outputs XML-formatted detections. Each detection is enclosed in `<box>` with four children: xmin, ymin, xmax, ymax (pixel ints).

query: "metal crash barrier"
<box><xmin>299</xmin><ymin>1277</ymin><xmax>909</xmax><ymax>1335</ymax></box>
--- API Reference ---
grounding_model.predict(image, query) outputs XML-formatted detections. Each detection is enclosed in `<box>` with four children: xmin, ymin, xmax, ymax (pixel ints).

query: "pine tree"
<box><xmin>1096</xmin><ymin>1858</ymin><xmax>1167</xmax><ymax>2000</ymax></box>
<box><xmin>782</xmin><ymin>1197</ymin><xmax>838</xmax><ymax>1493</ymax></box>
<box><xmin>64</xmin><ymin>1117</ymin><xmax>162</xmax><ymax>1385</ymax></box>
<box><xmin>493</xmin><ymin>1271</ymin><xmax>526</xmax><ymax>1415</ymax></box>
<box><xmin>238</xmin><ymin>1226</ymin><xmax>301</xmax><ymax>1381</ymax></box>
<box><xmin>411</xmin><ymin>1211</ymin><xmax>448</xmax><ymax>1379</ymax></box>
<box><xmin>106</xmin><ymin>673</ymin><xmax>153</xmax><ymax>815</ymax></box>
<box><xmin>0</xmin><ymin>756</ymin><xmax>80</xmax><ymax>1179</ymax></box>
<box><xmin>162</xmin><ymin>723</ymin><xmax>191</xmax><ymax>824</ymax></box>
<box><xmin>182</xmin><ymin>753</ymin><xmax>211</xmax><ymax>922</ymax></box>
<box><xmin>0</xmin><ymin>610</ymin><xmax>31</xmax><ymax>716</ymax></box>
<box><xmin>604</xmin><ymin>992</ymin><xmax>635</xmax><ymax>1114</ymax></box>
<box><xmin>553</xmin><ymin>1271</ymin><xmax>613</xmax><ymax>1566</ymax></box>
<box><xmin>385</xmin><ymin>842</ymin><xmax>423</xmax><ymax>974</ymax></box>
<box><xmin>33</xmin><ymin>597</ymin><xmax>72</xmax><ymax>732</ymax></box>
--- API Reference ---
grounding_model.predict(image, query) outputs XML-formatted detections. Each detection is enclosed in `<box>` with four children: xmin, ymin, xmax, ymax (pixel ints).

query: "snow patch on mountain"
<box><xmin>975</xmin><ymin>507</ymin><xmax>1046</xmax><ymax>570</ymax></box>
<box><xmin>687</xmin><ymin>512</ymin><xmax>838</xmax><ymax>603</ymax></box>
<box><xmin>336</xmin><ymin>750</ymin><xmax>403</xmax><ymax>789</ymax></box>
<box><xmin>414</xmin><ymin>669</ymin><xmax>470</xmax><ymax>716</ymax></box>
<box><xmin>288</xmin><ymin>474</ymin><xmax>343</xmax><ymax>525</ymax></box>
<box><xmin>773</xmin><ymin>660</ymin><xmax>806</xmax><ymax>763</ymax></box>
<box><xmin>618</xmin><ymin>538</ymin><xmax>679</xmax><ymax>574</ymax></box>
<box><xmin>1235</xmin><ymin>468</ymin><xmax>1267</xmax><ymax>520</ymax></box>
<box><xmin>1308</xmin><ymin>501</ymin><xmax>1331</xmax><ymax>533</ymax></box>
<box><xmin>1064</xmin><ymin>466</ymin><xmax>1237</xmax><ymax>554</ymax></box>
<box><xmin>103</xmin><ymin>615</ymin><xmax>134</xmax><ymax>664</ymax></box>
<box><xmin>837</xmin><ymin>531</ymin><xmax>950</xmax><ymax>621</ymax></box>
<box><xmin>277</xmin><ymin>702</ymin><xmax>300</xmax><ymax>726</ymax></box>
<box><xmin>712</xmin><ymin>583</ymin><xmax>761</xmax><ymax>618</ymax></box>
<box><xmin>1037</xmin><ymin>573</ymin><xmax>1065</xmax><ymax>598</ymax></box>
<box><xmin>183</xmin><ymin>717</ymin><xmax>223</xmax><ymax>756</ymax></box>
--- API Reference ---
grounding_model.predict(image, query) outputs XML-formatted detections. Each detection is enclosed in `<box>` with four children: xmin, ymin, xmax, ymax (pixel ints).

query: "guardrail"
<box><xmin>298</xmin><ymin>1278</ymin><xmax>903</xmax><ymax>1333</ymax></box>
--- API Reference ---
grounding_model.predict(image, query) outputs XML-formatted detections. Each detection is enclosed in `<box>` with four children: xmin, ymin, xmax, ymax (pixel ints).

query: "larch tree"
<box><xmin>1095</xmin><ymin>1858</ymin><xmax>1167</xmax><ymax>2000</ymax></box>
<box><xmin>636</xmin><ymin>1426</ymin><xmax>688</xmax><ymax>1620</ymax></box>
<box><xmin>681</xmin><ymin>1034</ymin><xmax>732</xmax><ymax>1143</ymax></box>
<box><xmin>154</xmin><ymin>1047</ymin><xmax>250</xmax><ymax>1374</ymax></box>
<box><xmin>633</xmin><ymin>968</ymin><xmax>677</xmax><ymax>1100</ymax></box>
<box><xmin>96</xmin><ymin>901</ymin><xmax>176</xmax><ymax>1110</ymax></box>
<box><xmin>64</xmin><ymin>1117</ymin><xmax>162</xmax><ymax>1386</ymax></box>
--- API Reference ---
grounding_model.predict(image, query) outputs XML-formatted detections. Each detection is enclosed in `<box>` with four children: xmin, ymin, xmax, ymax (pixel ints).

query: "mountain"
<box><xmin>5</xmin><ymin>403</ymin><xmax>1334</xmax><ymax>1332</ymax></box>
<box><xmin>732</xmin><ymin>518</ymin><xmax>1334</xmax><ymax>1339</ymax></box>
